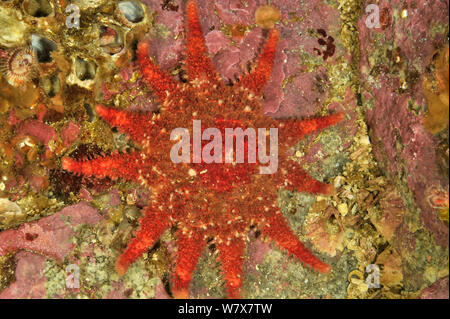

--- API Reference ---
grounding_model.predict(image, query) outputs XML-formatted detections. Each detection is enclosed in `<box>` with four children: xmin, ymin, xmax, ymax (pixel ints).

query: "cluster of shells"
<box><xmin>0</xmin><ymin>0</ymin><xmax>152</xmax><ymax>229</ymax></box>
<box><xmin>0</xmin><ymin>0</ymin><xmax>152</xmax><ymax>91</ymax></box>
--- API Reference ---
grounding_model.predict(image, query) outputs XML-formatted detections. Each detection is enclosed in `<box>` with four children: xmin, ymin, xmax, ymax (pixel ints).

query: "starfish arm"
<box><xmin>137</xmin><ymin>41</ymin><xmax>178</xmax><ymax>103</ymax></box>
<box><xmin>171</xmin><ymin>231</ymin><xmax>205</xmax><ymax>298</ymax></box>
<box><xmin>116</xmin><ymin>207</ymin><xmax>170</xmax><ymax>275</ymax></box>
<box><xmin>279</xmin><ymin>113</ymin><xmax>344</xmax><ymax>146</ymax></box>
<box><xmin>62</xmin><ymin>151</ymin><xmax>143</xmax><ymax>182</ymax></box>
<box><xmin>185</xmin><ymin>0</ymin><xmax>218</xmax><ymax>82</ymax></box>
<box><xmin>262</xmin><ymin>211</ymin><xmax>331</xmax><ymax>273</ymax></box>
<box><xmin>240</xmin><ymin>29</ymin><xmax>280</xmax><ymax>95</ymax></box>
<box><xmin>95</xmin><ymin>104</ymin><xmax>157</xmax><ymax>143</ymax></box>
<box><xmin>217</xmin><ymin>239</ymin><xmax>246</xmax><ymax>299</ymax></box>
<box><xmin>280</xmin><ymin>161</ymin><xmax>335</xmax><ymax>195</ymax></box>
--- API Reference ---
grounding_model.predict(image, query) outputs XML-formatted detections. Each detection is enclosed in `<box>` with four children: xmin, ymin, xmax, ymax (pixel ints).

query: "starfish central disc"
<box><xmin>62</xmin><ymin>0</ymin><xmax>344</xmax><ymax>298</ymax></box>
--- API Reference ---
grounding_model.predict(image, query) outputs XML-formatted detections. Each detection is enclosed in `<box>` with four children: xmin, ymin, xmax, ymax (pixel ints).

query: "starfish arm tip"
<box><xmin>316</xmin><ymin>261</ymin><xmax>332</xmax><ymax>274</ymax></box>
<box><xmin>322</xmin><ymin>184</ymin><xmax>336</xmax><ymax>195</ymax></box>
<box><xmin>137</xmin><ymin>41</ymin><xmax>149</xmax><ymax>59</ymax></box>
<box><xmin>115</xmin><ymin>260</ymin><xmax>129</xmax><ymax>276</ymax></box>
<box><xmin>95</xmin><ymin>104</ymin><xmax>108</xmax><ymax>117</ymax></box>
<box><xmin>333</xmin><ymin>112</ymin><xmax>345</xmax><ymax>123</ymax></box>
<box><xmin>186</xmin><ymin>0</ymin><xmax>196</xmax><ymax>8</ymax></box>
<box><xmin>61</xmin><ymin>157</ymin><xmax>72</xmax><ymax>171</ymax></box>
<box><xmin>172</xmin><ymin>288</ymin><xmax>189</xmax><ymax>299</ymax></box>
<box><xmin>269</xmin><ymin>28</ymin><xmax>280</xmax><ymax>39</ymax></box>
<box><xmin>61</xmin><ymin>157</ymin><xmax>82</xmax><ymax>175</ymax></box>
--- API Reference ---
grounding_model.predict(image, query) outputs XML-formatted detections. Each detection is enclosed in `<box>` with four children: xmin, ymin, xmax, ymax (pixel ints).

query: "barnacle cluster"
<box><xmin>0</xmin><ymin>0</ymin><xmax>152</xmax><ymax>228</ymax></box>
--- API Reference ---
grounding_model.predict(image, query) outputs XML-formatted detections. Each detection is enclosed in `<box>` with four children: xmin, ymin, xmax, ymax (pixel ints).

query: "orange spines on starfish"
<box><xmin>171</xmin><ymin>231</ymin><xmax>205</xmax><ymax>299</ymax></box>
<box><xmin>280</xmin><ymin>112</ymin><xmax>345</xmax><ymax>145</ymax></box>
<box><xmin>61</xmin><ymin>152</ymin><xmax>142</xmax><ymax>181</ymax></box>
<box><xmin>281</xmin><ymin>161</ymin><xmax>336</xmax><ymax>195</ymax></box>
<box><xmin>136</xmin><ymin>41</ymin><xmax>178</xmax><ymax>102</ymax></box>
<box><xmin>240</xmin><ymin>29</ymin><xmax>280</xmax><ymax>94</ymax></box>
<box><xmin>185</xmin><ymin>0</ymin><xmax>218</xmax><ymax>82</ymax></box>
<box><xmin>95</xmin><ymin>104</ymin><xmax>154</xmax><ymax>143</ymax></box>
<box><xmin>116</xmin><ymin>207</ymin><xmax>171</xmax><ymax>275</ymax></box>
<box><xmin>217</xmin><ymin>239</ymin><xmax>246</xmax><ymax>299</ymax></box>
<box><xmin>263</xmin><ymin>212</ymin><xmax>331</xmax><ymax>274</ymax></box>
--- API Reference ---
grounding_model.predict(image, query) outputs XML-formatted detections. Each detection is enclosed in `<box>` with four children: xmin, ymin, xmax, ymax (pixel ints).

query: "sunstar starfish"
<box><xmin>62</xmin><ymin>0</ymin><xmax>343</xmax><ymax>298</ymax></box>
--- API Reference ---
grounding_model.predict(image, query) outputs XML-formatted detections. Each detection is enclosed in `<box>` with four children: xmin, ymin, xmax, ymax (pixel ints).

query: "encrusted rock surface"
<box><xmin>359</xmin><ymin>0</ymin><xmax>449</xmax><ymax>293</ymax></box>
<box><xmin>0</xmin><ymin>0</ymin><xmax>448</xmax><ymax>299</ymax></box>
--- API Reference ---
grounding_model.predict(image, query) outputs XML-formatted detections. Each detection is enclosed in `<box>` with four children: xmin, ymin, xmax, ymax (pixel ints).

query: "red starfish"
<box><xmin>62</xmin><ymin>0</ymin><xmax>343</xmax><ymax>298</ymax></box>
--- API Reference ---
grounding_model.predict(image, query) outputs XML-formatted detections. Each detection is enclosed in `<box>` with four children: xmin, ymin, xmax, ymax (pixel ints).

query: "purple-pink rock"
<box><xmin>0</xmin><ymin>251</ymin><xmax>47</xmax><ymax>299</ymax></box>
<box><xmin>419</xmin><ymin>277</ymin><xmax>449</xmax><ymax>299</ymax></box>
<box><xmin>18</xmin><ymin>119</ymin><xmax>56</xmax><ymax>148</ymax></box>
<box><xmin>0</xmin><ymin>202</ymin><xmax>103</xmax><ymax>261</ymax></box>
<box><xmin>358</xmin><ymin>0</ymin><xmax>449</xmax><ymax>293</ymax></box>
<box><xmin>359</xmin><ymin>0</ymin><xmax>449</xmax><ymax>246</ymax></box>
<box><xmin>61</xmin><ymin>121</ymin><xmax>81</xmax><ymax>147</ymax></box>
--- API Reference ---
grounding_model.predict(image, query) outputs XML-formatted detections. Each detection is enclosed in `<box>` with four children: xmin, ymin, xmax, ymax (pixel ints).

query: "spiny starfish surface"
<box><xmin>62</xmin><ymin>0</ymin><xmax>344</xmax><ymax>298</ymax></box>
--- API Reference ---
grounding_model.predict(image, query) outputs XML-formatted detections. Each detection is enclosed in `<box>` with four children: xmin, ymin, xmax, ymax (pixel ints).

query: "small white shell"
<box><xmin>0</xmin><ymin>198</ymin><xmax>24</xmax><ymax>228</ymax></box>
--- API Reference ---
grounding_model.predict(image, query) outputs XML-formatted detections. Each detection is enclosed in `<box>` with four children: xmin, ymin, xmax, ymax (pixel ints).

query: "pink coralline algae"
<box><xmin>419</xmin><ymin>277</ymin><xmax>449</xmax><ymax>299</ymax></box>
<box><xmin>0</xmin><ymin>203</ymin><xmax>102</xmax><ymax>299</ymax></box>
<box><xmin>18</xmin><ymin>119</ymin><xmax>56</xmax><ymax>149</ymax></box>
<box><xmin>0</xmin><ymin>251</ymin><xmax>47</xmax><ymax>299</ymax></box>
<box><xmin>359</xmin><ymin>0</ymin><xmax>449</xmax><ymax>247</ymax></box>
<box><xmin>0</xmin><ymin>104</ymin><xmax>79</xmax><ymax>196</ymax></box>
<box><xmin>0</xmin><ymin>202</ymin><xmax>102</xmax><ymax>260</ymax></box>
<box><xmin>60</xmin><ymin>121</ymin><xmax>81</xmax><ymax>147</ymax></box>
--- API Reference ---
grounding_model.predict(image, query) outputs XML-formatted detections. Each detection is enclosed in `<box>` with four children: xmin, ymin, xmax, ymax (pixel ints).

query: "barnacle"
<box><xmin>0</xmin><ymin>47</ymin><xmax>38</xmax><ymax>87</ymax></box>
